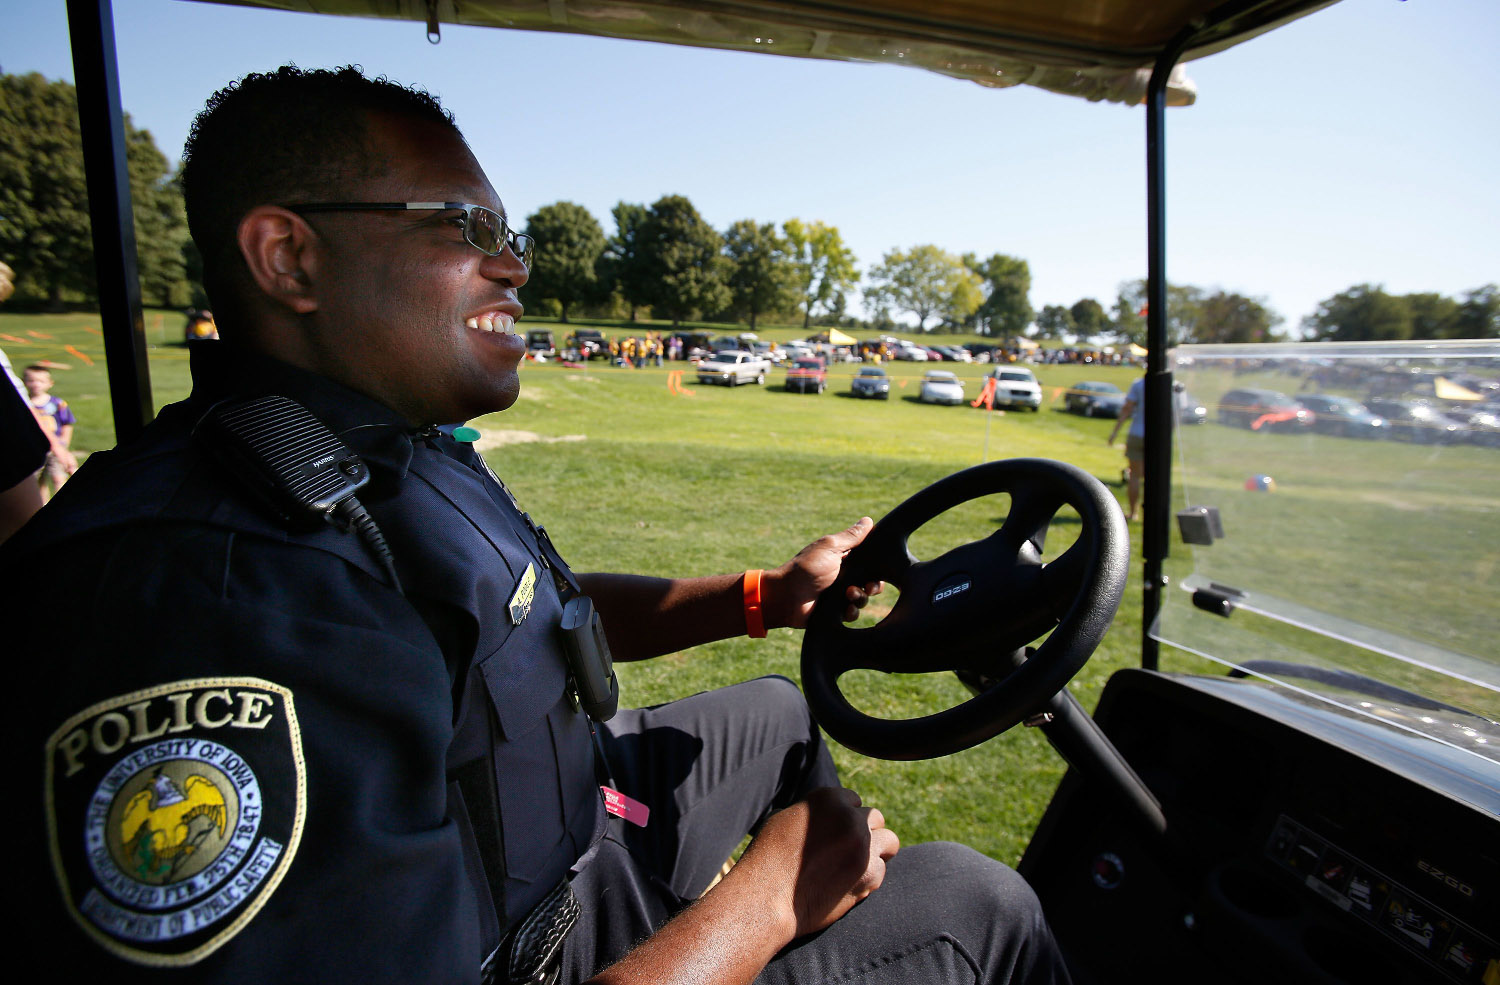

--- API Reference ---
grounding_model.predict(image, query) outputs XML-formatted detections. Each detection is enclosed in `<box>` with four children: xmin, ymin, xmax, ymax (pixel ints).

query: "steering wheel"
<box><xmin>801</xmin><ymin>458</ymin><xmax>1129</xmax><ymax>760</ymax></box>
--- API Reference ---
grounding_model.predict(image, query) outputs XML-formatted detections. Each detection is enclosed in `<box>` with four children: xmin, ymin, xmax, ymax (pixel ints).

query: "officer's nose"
<box><xmin>481</xmin><ymin>239</ymin><xmax>528</xmax><ymax>288</ymax></box>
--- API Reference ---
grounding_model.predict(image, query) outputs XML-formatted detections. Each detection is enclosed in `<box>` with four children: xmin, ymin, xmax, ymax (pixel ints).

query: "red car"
<box><xmin>784</xmin><ymin>358</ymin><xmax>828</xmax><ymax>394</ymax></box>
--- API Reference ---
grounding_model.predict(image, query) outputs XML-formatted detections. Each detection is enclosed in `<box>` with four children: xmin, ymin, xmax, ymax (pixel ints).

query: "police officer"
<box><xmin>10</xmin><ymin>66</ymin><xmax>1070</xmax><ymax>984</ymax></box>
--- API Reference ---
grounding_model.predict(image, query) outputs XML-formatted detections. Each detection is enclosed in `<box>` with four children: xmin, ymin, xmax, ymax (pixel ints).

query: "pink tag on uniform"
<box><xmin>601</xmin><ymin>786</ymin><xmax>650</xmax><ymax>827</ymax></box>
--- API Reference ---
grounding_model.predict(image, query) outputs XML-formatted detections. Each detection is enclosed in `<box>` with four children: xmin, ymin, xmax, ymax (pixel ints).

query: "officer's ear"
<box><xmin>236</xmin><ymin>206</ymin><xmax>321</xmax><ymax>316</ymax></box>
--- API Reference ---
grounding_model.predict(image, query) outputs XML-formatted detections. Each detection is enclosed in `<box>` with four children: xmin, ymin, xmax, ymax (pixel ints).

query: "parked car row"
<box><xmin>697</xmin><ymin>363</ymin><xmax>1489</xmax><ymax>446</ymax></box>
<box><xmin>1214</xmin><ymin>387</ymin><xmax>1499</xmax><ymax>445</ymax></box>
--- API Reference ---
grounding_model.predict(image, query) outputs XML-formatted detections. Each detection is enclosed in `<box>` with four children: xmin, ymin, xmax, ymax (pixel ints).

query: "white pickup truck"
<box><xmin>696</xmin><ymin>350</ymin><xmax>771</xmax><ymax>386</ymax></box>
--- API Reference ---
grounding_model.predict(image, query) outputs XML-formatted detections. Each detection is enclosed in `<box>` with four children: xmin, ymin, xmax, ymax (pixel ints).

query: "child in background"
<box><xmin>23</xmin><ymin>365</ymin><xmax>76</xmax><ymax>501</ymax></box>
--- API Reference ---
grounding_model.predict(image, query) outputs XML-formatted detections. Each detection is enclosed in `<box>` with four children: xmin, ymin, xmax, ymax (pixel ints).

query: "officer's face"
<box><xmin>304</xmin><ymin>112</ymin><xmax>528</xmax><ymax>426</ymax></box>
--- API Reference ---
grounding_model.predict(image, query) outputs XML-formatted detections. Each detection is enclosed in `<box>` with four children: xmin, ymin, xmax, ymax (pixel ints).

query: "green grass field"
<box><xmin>10</xmin><ymin>310</ymin><xmax>1492</xmax><ymax>864</ymax></box>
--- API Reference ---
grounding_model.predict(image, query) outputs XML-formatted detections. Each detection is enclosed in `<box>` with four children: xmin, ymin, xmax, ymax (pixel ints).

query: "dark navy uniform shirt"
<box><xmin>8</xmin><ymin>342</ymin><xmax>603</xmax><ymax>980</ymax></box>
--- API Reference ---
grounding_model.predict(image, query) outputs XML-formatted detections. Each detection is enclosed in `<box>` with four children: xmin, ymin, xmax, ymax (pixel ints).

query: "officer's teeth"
<box><xmin>466</xmin><ymin>314</ymin><xmax>514</xmax><ymax>334</ymax></box>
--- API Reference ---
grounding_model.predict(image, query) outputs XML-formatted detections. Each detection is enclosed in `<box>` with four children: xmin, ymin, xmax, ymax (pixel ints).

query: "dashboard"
<box><xmin>1020</xmin><ymin>669</ymin><xmax>1500</xmax><ymax>984</ymax></box>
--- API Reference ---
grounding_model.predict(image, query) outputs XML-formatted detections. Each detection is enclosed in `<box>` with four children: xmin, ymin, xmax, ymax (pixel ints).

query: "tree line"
<box><xmin>3</xmin><ymin>71</ymin><xmax>1494</xmax><ymax>343</ymax></box>
<box><xmin>1</xmin><ymin>72</ymin><xmax>196</xmax><ymax>309</ymax></box>
<box><xmin>521</xmin><ymin>196</ymin><xmax>1038</xmax><ymax>336</ymax></box>
<box><xmin>1033</xmin><ymin>278</ymin><xmax>1497</xmax><ymax>347</ymax></box>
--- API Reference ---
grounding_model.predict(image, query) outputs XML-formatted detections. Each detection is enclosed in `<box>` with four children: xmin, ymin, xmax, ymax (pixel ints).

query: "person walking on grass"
<box><xmin>1108</xmin><ymin>374</ymin><xmax>1146</xmax><ymax>521</ymax></box>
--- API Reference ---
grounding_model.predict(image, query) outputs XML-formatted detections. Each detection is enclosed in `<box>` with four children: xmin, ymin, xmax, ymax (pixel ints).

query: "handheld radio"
<box><xmin>193</xmin><ymin>395</ymin><xmax>403</xmax><ymax>593</ymax></box>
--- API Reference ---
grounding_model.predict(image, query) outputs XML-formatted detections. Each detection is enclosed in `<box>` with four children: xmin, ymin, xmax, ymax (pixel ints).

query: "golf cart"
<box><xmin>60</xmin><ymin>1</ymin><xmax>1499</xmax><ymax>983</ymax></box>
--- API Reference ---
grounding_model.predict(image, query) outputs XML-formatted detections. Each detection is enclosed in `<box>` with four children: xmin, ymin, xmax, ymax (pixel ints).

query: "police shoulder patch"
<box><xmin>45</xmin><ymin>677</ymin><xmax>306</xmax><ymax>966</ymax></box>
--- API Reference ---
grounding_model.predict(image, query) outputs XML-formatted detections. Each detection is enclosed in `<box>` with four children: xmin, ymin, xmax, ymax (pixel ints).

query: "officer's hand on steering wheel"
<box><xmin>766</xmin><ymin>518</ymin><xmax>886</xmax><ymax>628</ymax></box>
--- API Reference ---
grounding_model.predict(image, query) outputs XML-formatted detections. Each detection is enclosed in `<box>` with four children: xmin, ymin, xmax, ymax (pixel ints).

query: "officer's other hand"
<box><xmin>766</xmin><ymin>517</ymin><xmax>884</xmax><ymax>628</ymax></box>
<box><xmin>732</xmin><ymin>787</ymin><xmax>899</xmax><ymax>940</ymax></box>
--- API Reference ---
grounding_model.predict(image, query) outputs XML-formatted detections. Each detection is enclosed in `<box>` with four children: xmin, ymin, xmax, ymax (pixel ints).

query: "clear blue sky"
<box><xmin>2</xmin><ymin>0</ymin><xmax>1496</xmax><ymax>333</ymax></box>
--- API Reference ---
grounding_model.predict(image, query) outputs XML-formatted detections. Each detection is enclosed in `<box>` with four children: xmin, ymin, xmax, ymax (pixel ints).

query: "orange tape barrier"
<box><xmin>64</xmin><ymin>344</ymin><xmax>95</xmax><ymax>366</ymax></box>
<box><xmin>1250</xmin><ymin>409</ymin><xmax>1300</xmax><ymax>430</ymax></box>
<box><xmin>666</xmin><ymin>369</ymin><xmax>695</xmax><ymax>397</ymax></box>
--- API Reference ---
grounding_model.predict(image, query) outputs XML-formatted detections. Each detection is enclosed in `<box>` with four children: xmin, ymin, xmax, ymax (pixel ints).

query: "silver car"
<box><xmin>919</xmin><ymin>370</ymin><xmax>965</xmax><ymax>405</ymax></box>
<box><xmin>987</xmin><ymin>367</ymin><xmax>1043</xmax><ymax>411</ymax></box>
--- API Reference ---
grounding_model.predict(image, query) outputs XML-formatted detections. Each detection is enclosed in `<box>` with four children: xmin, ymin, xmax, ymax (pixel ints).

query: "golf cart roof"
<box><xmin>191</xmin><ymin>0</ymin><xmax>1336</xmax><ymax>105</ymax></box>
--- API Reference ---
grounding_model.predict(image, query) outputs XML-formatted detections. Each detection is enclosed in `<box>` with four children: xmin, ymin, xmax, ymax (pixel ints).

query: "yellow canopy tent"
<box><xmin>827</xmin><ymin>328</ymin><xmax>857</xmax><ymax>345</ymax></box>
<box><xmin>1435</xmin><ymin>376</ymin><xmax>1483</xmax><ymax>401</ymax></box>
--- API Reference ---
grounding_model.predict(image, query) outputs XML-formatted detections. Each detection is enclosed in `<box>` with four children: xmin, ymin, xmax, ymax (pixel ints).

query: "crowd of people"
<box><xmin>1035</xmin><ymin>346</ymin><xmax>1137</xmax><ymax>366</ymax></box>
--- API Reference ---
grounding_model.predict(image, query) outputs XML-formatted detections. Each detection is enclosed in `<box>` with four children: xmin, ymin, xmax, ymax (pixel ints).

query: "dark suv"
<box><xmin>1364</xmin><ymin>398</ymin><xmax>1464</xmax><ymax>444</ymax></box>
<box><xmin>569</xmin><ymin>328</ymin><xmax>609</xmax><ymax>359</ymax></box>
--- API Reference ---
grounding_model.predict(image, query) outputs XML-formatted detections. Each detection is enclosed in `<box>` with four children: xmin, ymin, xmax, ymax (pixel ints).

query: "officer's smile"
<box><xmin>466</xmin><ymin>311</ymin><xmax>517</xmax><ymax>335</ymax></box>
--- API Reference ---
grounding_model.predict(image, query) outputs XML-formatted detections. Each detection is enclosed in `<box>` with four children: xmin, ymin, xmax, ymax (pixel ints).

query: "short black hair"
<box><xmin>180</xmin><ymin>65</ymin><xmax>460</xmax><ymax>302</ymax></box>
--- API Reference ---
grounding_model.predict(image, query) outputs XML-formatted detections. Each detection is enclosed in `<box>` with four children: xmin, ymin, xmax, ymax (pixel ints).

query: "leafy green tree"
<box><xmin>182</xmin><ymin>225</ymin><xmax>208</xmax><ymax>308</ymax></box>
<box><xmin>131</xmin><ymin>144</ymin><xmax>190</xmax><ymax>308</ymax></box>
<box><xmin>1301</xmin><ymin>284</ymin><xmax>1412</xmax><ymax>341</ymax></box>
<box><xmin>866</xmin><ymin>245</ymin><xmax>982</xmax><ymax>333</ymax></box>
<box><xmin>782</xmin><ymin>219</ymin><xmax>859</xmax><ymax>331</ymax></box>
<box><xmin>965</xmin><ymin>253</ymin><xmax>1033</xmax><ymax>337</ymax></box>
<box><xmin>1069</xmin><ymin>297</ymin><xmax>1112</xmax><ymax>342</ymax></box>
<box><xmin>638</xmin><ymin>195</ymin><xmax>729</xmax><ymax>327</ymax></box>
<box><xmin>1304</xmin><ymin>284</ymin><xmax>1496</xmax><ymax>341</ymax></box>
<box><xmin>522</xmin><ymin>201</ymin><xmax>605</xmax><ymax>323</ymax></box>
<box><xmin>1402</xmin><ymin>292</ymin><xmax>1459</xmax><ymax>340</ymax></box>
<box><xmin>723</xmin><ymin>219</ymin><xmax>796</xmax><ymax>331</ymax></box>
<box><xmin>1111</xmin><ymin>280</ymin><xmax>1210</xmax><ymax>346</ymax></box>
<box><xmin>600</xmin><ymin>201</ymin><xmax>650</xmax><ymax>320</ymax></box>
<box><xmin>0</xmin><ymin>71</ymin><xmax>191</xmax><ymax>307</ymax></box>
<box><xmin>1110</xmin><ymin>287</ymin><xmax>1146</xmax><ymax>346</ymax></box>
<box><xmin>1193</xmin><ymin>290</ymin><xmax>1283</xmax><ymax>343</ymax></box>
<box><xmin>1</xmin><ymin>72</ymin><xmax>93</xmax><ymax>305</ymax></box>
<box><xmin>1033</xmin><ymin>304</ymin><xmax>1074</xmax><ymax>341</ymax></box>
<box><xmin>1453</xmin><ymin>285</ymin><xmax>1500</xmax><ymax>339</ymax></box>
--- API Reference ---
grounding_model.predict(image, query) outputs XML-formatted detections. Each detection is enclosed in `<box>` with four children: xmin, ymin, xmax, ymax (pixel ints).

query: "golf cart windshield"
<box><xmin>1156</xmin><ymin>340</ymin><xmax>1500</xmax><ymax>767</ymax></box>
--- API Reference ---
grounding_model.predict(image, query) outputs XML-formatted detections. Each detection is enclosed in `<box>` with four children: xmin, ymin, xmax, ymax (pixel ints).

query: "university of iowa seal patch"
<box><xmin>44</xmin><ymin>677</ymin><xmax>306</xmax><ymax>966</ymax></box>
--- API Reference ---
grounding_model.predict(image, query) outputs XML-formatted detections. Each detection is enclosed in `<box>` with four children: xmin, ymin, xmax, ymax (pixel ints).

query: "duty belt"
<box><xmin>481</xmin><ymin>877</ymin><xmax>581</xmax><ymax>985</ymax></box>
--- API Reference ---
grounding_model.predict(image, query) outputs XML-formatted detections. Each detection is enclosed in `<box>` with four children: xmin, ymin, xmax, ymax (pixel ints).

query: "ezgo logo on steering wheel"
<box><xmin>44</xmin><ymin>678</ymin><xmax>306</xmax><ymax>966</ymax></box>
<box><xmin>932</xmin><ymin>574</ymin><xmax>973</xmax><ymax>604</ymax></box>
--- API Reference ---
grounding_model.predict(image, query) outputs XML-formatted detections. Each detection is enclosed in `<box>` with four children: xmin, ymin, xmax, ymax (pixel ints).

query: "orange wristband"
<box><xmin>742</xmin><ymin>569</ymin><xmax>766</xmax><ymax>638</ymax></box>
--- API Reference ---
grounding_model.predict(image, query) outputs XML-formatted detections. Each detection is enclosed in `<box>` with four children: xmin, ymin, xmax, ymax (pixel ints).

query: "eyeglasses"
<box><xmin>286</xmin><ymin>201</ymin><xmax>535</xmax><ymax>268</ymax></box>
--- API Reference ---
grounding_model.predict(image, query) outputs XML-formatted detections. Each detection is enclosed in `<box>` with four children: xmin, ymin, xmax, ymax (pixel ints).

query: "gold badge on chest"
<box><xmin>509</xmin><ymin>562</ymin><xmax>537</xmax><ymax>625</ymax></box>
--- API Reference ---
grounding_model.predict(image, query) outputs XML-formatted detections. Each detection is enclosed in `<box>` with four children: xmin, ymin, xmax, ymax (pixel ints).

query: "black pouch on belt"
<box><xmin>482</xmin><ymin>877</ymin><xmax>582</xmax><ymax>985</ymax></box>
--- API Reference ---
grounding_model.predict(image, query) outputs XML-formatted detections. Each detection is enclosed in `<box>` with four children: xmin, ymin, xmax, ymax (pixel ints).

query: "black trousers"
<box><xmin>561</xmin><ymin>676</ymin><xmax>1073</xmax><ymax>984</ymax></box>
